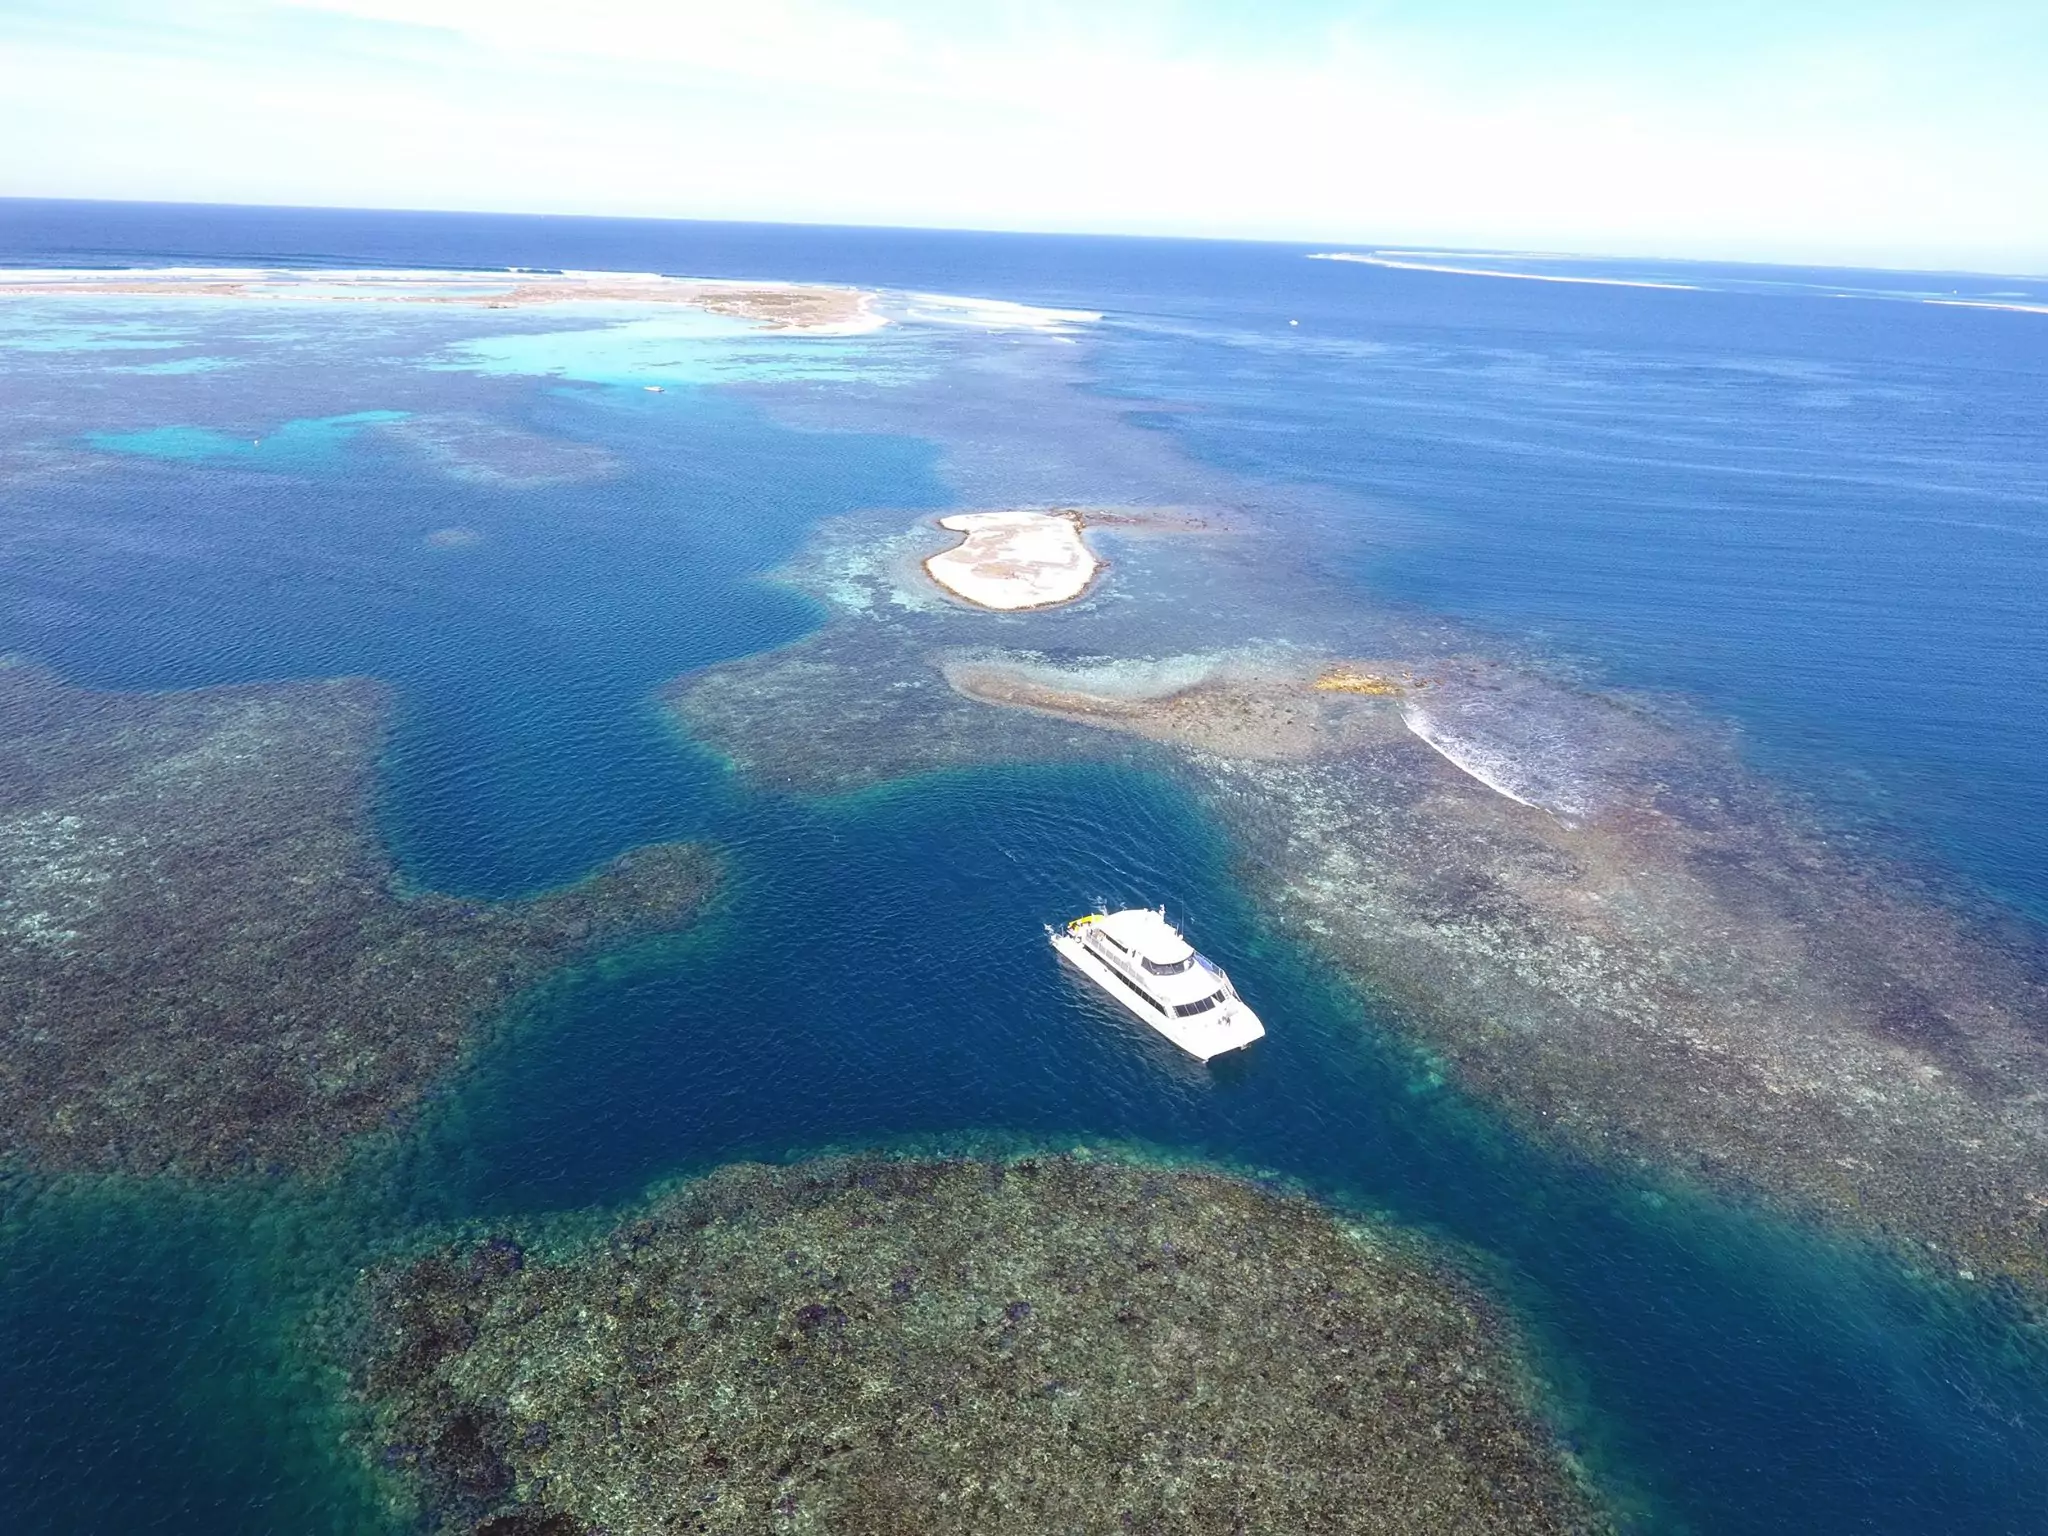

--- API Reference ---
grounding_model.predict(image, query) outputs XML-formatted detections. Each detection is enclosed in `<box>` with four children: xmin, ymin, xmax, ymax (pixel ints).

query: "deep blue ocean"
<box><xmin>2</xmin><ymin>199</ymin><xmax>2046</xmax><ymax>1534</ymax></box>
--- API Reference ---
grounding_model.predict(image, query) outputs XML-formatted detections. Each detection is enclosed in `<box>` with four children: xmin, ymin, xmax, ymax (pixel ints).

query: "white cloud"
<box><xmin>4</xmin><ymin>0</ymin><xmax>2045</xmax><ymax>269</ymax></box>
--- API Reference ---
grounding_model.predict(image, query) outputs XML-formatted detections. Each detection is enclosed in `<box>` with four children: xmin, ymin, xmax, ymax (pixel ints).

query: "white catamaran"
<box><xmin>1048</xmin><ymin>907</ymin><xmax>1266</xmax><ymax>1061</ymax></box>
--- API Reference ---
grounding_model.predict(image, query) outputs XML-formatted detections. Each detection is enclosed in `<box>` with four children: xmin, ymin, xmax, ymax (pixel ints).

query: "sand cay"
<box><xmin>922</xmin><ymin>509</ymin><xmax>1103</xmax><ymax>610</ymax></box>
<box><xmin>354</xmin><ymin>1155</ymin><xmax>1607</xmax><ymax>1536</ymax></box>
<box><xmin>0</xmin><ymin>664</ymin><xmax>718</xmax><ymax>1180</ymax></box>
<box><xmin>0</xmin><ymin>268</ymin><xmax>882</xmax><ymax>333</ymax></box>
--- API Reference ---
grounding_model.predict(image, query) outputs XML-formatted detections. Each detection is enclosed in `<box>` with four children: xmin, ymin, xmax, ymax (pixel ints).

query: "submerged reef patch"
<box><xmin>354</xmin><ymin>1154</ymin><xmax>1606</xmax><ymax>1535</ymax></box>
<box><xmin>666</xmin><ymin>630</ymin><xmax>1153</xmax><ymax>795</ymax></box>
<box><xmin>375</xmin><ymin>415</ymin><xmax>622</xmax><ymax>487</ymax></box>
<box><xmin>0</xmin><ymin>664</ymin><xmax>718</xmax><ymax>1180</ymax></box>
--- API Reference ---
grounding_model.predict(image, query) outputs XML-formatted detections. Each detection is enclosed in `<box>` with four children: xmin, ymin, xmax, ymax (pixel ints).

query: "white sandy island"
<box><xmin>922</xmin><ymin>510</ymin><xmax>1102</xmax><ymax>611</ymax></box>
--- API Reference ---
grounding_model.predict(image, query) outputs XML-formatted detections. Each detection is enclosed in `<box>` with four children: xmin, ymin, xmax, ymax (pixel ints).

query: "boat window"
<box><xmin>1141</xmin><ymin>954</ymin><xmax>1197</xmax><ymax>976</ymax></box>
<box><xmin>1099</xmin><ymin>959</ymin><xmax>1166</xmax><ymax>1012</ymax></box>
<box><xmin>1173</xmin><ymin>991</ymin><xmax>1227</xmax><ymax>1018</ymax></box>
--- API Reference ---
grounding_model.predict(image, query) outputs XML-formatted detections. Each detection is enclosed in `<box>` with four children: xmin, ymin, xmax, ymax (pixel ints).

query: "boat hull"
<box><xmin>1049</xmin><ymin>931</ymin><xmax>1265</xmax><ymax>1061</ymax></box>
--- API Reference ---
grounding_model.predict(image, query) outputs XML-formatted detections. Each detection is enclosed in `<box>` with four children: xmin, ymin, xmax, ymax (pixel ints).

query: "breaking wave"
<box><xmin>1307</xmin><ymin>252</ymin><xmax>1699</xmax><ymax>291</ymax></box>
<box><xmin>1396</xmin><ymin>666</ymin><xmax>1678</xmax><ymax>819</ymax></box>
<box><xmin>888</xmin><ymin>291</ymin><xmax>1102</xmax><ymax>334</ymax></box>
<box><xmin>1399</xmin><ymin>699</ymin><xmax>1581</xmax><ymax>815</ymax></box>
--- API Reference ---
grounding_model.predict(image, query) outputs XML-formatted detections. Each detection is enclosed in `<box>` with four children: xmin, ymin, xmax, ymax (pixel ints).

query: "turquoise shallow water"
<box><xmin>87</xmin><ymin>410</ymin><xmax>407</xmax><ymax>465</ymax></box>
<box><xmin>1</xmin><ymin>204</ymin><xmax>2047</xmax><ymax>1533</ymax></box>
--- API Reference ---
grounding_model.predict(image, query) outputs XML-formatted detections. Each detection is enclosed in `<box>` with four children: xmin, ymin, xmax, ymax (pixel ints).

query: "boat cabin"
<box><xmin>1077</xmin><ymin>909</ymin><xmax>1231</xmax><ymax>1019</ymax></box>
<box><xmin>1050</xmin><ymin>905</ymin><xmax>1266</xmax><ymax>1061</ymax></box>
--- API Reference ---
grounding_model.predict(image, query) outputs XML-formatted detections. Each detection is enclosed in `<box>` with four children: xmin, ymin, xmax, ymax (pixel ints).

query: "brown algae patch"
<box><xmin>353</xmin><ymin>1155</ymin><xmax>1607</xmax><ymax>1536</ymax></box>
<box><xmin>0</xmin><ymin>664</ymin><xmax>718</xmax><ymax>1179</ymax></box>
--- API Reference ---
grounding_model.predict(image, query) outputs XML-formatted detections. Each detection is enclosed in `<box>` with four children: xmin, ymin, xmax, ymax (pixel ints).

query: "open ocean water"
<box><xmin>2</xmin><ymin>199</ymin><xmax>2047</xmax><ymax>1533</ymax></box>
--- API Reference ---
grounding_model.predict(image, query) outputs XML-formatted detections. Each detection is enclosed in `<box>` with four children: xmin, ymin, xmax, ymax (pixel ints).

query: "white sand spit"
<box><xmin>922</xmin><ymin>511</ymin><xmax>1101</xmax><ymax>611</ymax></box>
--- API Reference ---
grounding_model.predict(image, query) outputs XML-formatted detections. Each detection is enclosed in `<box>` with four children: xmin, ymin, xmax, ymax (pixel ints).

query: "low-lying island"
<box><xmin>922</xmin><ymin>509</ymin><xmax>1102</xmax><ymax>610</ymax></box>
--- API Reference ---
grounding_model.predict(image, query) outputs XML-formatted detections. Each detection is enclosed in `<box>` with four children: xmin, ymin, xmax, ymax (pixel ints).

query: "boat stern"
<box><xmin>1181</xmin><ymin>1003</ymin><xmax>1266</xmax><ymax>1061</ymax></box>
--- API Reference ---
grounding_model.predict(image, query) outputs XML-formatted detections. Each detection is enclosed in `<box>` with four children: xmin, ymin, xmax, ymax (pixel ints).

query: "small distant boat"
<box><xmin>1048</xmin><ymin>907</ymin><xmax>1265</xmax><ymax>1061</ymax></box>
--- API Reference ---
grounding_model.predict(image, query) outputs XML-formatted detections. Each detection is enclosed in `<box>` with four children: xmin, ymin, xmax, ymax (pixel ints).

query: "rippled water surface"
<box><xmin>3</xmin><ymin>201</ymin><xmax>2047</xmax><ymax>1534</ymax></box>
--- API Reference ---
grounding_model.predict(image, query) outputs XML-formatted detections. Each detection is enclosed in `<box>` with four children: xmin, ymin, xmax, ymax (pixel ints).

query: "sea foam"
<box><xmin>1394</xmin><ymin>666</ymin><xmax>1676</xmax><ymax>819</ymax></box>
<box><xmin>1400</xmin><ymin>700</ymin><xmax>1578</xmax><ymax>815</ymax></box>
<box><xmin>1308</xmin><ymin>252</ymin><xmax>1699</xmax><ymax>291</ymax></box>
<box><xmin>890</xmin><ymin>292</ymin><xmax>1102</xmax><ymax>333</ymax></box>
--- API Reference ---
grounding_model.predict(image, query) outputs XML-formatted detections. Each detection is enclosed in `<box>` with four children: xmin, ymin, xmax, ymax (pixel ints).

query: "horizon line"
<box><xmin>1</xmin><ymin>194</ymin><xmax>2042</xmax><ymax>284</ymax></box>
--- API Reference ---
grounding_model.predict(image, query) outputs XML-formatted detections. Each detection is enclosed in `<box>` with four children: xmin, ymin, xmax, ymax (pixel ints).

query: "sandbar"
<box><xmin>922</xmin><ymin>509</ymin><xmax>1102</xmax><ymax>611</ymax></box>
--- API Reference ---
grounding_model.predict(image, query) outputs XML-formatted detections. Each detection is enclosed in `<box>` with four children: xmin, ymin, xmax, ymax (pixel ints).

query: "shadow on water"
<box><xmin>384</xmin><ymin>759</ymin><xmax>2048</xmax><ymax>1536</ymax></box>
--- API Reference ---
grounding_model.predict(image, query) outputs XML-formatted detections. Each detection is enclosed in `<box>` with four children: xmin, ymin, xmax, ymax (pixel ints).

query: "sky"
<box><xmin>3</xmin><ymin>1</ymin><xmax>2045</xmax><ymax>271</ymax></box>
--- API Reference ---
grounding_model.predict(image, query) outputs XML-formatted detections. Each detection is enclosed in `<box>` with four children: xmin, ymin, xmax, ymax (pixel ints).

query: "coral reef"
<box><xmin>0</xmin><ymin>664</ymin><xmax>718</xmax><ymax>1179</ymax></box>
<box><xmin>666</xmin><ymin>630</ymin><xmax>1149</xmax><ymax>795</ymax></box>
<box><xmin>952</xmin><ymin>656</ymin><xmax>2048</xmax><ymax>1297</ymax></box>
<box><xmin>668</xmin><ymin>586</ymin><xmax>2048</xmax><ymax>1300</ymax></box>
<box><xmin>355</xmin><ymin>1155</ymin><xmax>1606</xmax><ymax>1536</ymax></box>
